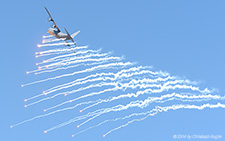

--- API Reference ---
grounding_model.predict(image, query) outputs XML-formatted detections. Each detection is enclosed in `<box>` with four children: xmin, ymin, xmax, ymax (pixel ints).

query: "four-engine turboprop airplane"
<box><xmin>44</xmin><ymin>7</ymin><xmax>80</xmax><ymax>49</ymax></box>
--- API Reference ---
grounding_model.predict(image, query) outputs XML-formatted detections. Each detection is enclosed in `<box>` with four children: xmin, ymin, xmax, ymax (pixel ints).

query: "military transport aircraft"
<box><xmin>44</xmin><ymin>7</ymin><xmax>80</xmax><ymax>49</ymax></box>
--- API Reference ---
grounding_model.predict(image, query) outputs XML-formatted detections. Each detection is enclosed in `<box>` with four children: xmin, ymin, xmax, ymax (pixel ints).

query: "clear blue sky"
<box><xmin>1</xmin><ymin>0</ymin><xmax>225</xmax><ymax>141</ymax></box>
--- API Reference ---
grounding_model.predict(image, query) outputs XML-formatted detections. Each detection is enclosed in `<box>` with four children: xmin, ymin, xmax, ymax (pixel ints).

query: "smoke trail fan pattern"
<box><xmin>12</xmin><ymin>35</ymin><xmax>225</xmax><ymax>138</ymax></box>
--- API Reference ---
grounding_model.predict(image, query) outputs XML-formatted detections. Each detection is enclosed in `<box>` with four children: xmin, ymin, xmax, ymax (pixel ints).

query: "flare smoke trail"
<box><xmin>13</xmin><ymin>35</ymin><xmax>225</xmax><ymax>139</ymax></box>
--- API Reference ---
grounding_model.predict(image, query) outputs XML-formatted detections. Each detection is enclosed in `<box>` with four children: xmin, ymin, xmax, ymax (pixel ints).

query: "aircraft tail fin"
<box><xmin>71</xmin><ymin>30</ymin><xmax>80</xmax><ymax>39</ymax></box>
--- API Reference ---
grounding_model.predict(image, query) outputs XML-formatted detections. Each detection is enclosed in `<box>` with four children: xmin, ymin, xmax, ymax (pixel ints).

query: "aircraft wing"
<box><xmin>64</xmin><ymin>28</ymin><xmax>77</xmax><ymax>47</ymax></box>
<box><xmin>64</xmin><ymin>40</ymin><xmax>76</xmax><ymax>53</ymax></box>
<box><xmin>44</xmin><ymin>7</ymin><xmax>61</xmax><ymax>32</ymax></box>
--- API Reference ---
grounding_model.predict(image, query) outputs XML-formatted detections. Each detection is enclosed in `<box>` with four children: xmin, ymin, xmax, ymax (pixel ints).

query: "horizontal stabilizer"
<box><xmin>71</xmin><ymin>30</ymin><xmax>80</xmax><ymax>39</ymax></box>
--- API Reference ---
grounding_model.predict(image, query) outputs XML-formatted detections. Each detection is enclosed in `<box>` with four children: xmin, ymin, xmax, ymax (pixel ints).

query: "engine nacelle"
<box><xmin>48</xmin><ymin>18</ymin><xmax>53</xmax><ymax>21</ymax></box>
<box><xmin>65</xmin><ymin>43</ymin><xmax>70</xmax><ymax>46</ymax></box>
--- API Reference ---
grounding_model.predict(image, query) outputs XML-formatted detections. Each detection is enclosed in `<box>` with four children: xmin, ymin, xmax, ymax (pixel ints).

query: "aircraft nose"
<box><xmin>47</xmin><ymin>28</ymin><xmax>54</xmax><ymax>35</ymax></box>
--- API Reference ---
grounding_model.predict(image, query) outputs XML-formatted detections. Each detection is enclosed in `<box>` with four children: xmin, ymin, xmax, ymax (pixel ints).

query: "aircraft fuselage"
<box><xmin>48</xmin><ymin>28</ymin><xmax>69</xmax><ymax>39</ymax></box>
